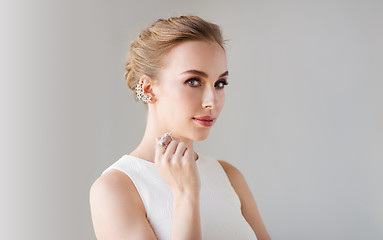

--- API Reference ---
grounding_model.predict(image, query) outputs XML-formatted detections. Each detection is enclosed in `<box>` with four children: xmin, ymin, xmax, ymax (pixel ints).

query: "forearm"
<box><xmin>171</xmin><ymin>192</ymin><xmax>201</xmax><ymax>240</ymax></box>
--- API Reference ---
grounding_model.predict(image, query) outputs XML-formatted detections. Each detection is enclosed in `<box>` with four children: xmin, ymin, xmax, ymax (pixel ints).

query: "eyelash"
<box><xmin>185</xmin><ymin>78</ymin><xmax>229</xmax><ymax>89</ymax></box>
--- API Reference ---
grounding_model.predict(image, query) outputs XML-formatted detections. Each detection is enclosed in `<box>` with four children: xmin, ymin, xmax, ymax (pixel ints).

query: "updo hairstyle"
<box><xmin>124</xmin><ymin>15</ymin><xmax>225</xmax><ymax>102</ymax></box>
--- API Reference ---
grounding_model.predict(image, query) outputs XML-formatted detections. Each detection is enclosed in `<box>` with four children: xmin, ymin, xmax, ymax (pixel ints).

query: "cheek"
<box><xmin>167</xmin><ymin>83</ymin><xmax>197</xmax><ymax>100</ymax></box>
<box><xmin>218</xmin><ymin>91</ymin><xmax>225</xmax><ymax>109</ymax></box>
<box><xmin>163</xmin><ymin>85</ymin><xmax>199</xmax><ymax>111</ymax></box>
<box><xmin>174</xmin><ymin>91</ymin><xmax>199</xmax><ymax>115</ymax></box>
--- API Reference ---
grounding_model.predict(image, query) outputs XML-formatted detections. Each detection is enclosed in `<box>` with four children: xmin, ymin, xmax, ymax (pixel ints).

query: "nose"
<box><xmin>202</xmin><ymin>86</ymin><xmax>218</xmax><ymax>110</ymax></box>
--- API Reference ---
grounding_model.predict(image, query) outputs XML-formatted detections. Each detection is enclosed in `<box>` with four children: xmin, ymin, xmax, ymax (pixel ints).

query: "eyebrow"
<box><xmin>180</xmin><ymin>69</ymin><xmax>229</xmax><ymax>78</ymax></box>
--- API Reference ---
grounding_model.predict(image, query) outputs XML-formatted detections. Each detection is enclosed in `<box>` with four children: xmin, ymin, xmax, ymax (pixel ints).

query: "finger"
<box><xmin>163</xmin><ymin>139</ymin><xmax>179</xmax><ymax>159</ymax></box>
<box><xmin>173</xmin><ymin>141</ymin><xmax>187</xmax><ymax>160</ymax></box>
<box><xmin>182</xmin><ymin>147</ymin><xmax>194</xmax><ymax>163</ymax></box>
<box><xmin>155</xmin><ymin>137</ymin><xmax>165</xmax><ymax>163</ymax></box>
<box><xmin>155</xmin><ymin>137</ymin><xmax>165</xmax><ymax>150</ymax></box>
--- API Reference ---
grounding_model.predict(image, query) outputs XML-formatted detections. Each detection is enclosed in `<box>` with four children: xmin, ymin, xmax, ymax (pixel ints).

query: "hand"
<box><xmin>154</xmin><ymin>135</ymin><xmax>201</xmax><ymax>197</ymax></box>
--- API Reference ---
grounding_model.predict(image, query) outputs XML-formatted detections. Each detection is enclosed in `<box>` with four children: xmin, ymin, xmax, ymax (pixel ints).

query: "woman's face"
<box><xmin>152</xmin><ymin>40</ymin><xmax>228</xmax><ymax>141</ymax></box>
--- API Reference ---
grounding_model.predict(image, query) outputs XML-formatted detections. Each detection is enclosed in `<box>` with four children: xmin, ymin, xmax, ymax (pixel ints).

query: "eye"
<box><xmin>185</xmin><ymin>78</ymin><xmax>201</xmax><ymax>87</ymax></box>
<box><xmin>215</xmin><ymin>79</ymin><xmax>229</xmax><ymax>89</ymax></box>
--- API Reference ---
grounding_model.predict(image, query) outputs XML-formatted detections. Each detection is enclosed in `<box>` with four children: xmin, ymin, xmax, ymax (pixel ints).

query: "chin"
<box><xmin>170</xmin><ymin>130</ymin><xmax>209</xmax><ymax>142</ymax></box>
<box><xmin>191</xmin><ymin>131</ymin><xmax>211</xmax><ymax>141</ymax></box>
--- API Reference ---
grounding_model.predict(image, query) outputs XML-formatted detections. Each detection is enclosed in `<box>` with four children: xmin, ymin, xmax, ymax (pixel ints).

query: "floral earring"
<box><xmin>135</xmin><ymin>79</ymin><xmax>152</xmax><ymax>103</ymax></box>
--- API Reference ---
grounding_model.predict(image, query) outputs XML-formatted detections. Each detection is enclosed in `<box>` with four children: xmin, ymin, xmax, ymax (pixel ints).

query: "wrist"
<box><xmin>173</xmin><ymin>191</ymin><xmax>200</xmax><ymax>202</ymax></box>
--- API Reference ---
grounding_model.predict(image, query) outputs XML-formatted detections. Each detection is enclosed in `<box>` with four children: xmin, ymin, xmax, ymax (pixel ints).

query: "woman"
<box><xmin>90</xmin><ymin>15</ymin><xmax>271</xmax><ymax>240</ymax></box>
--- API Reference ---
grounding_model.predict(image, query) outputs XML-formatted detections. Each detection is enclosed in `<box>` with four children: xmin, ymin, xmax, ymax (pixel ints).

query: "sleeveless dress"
<box><xmin>101</xmin><ymin>154</ymin><xmax>257</xmax><ymax>240</ymax></box>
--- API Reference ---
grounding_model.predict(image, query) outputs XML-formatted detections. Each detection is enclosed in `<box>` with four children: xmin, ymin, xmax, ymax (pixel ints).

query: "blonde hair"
<box><xmin>124</xmin><ymin>15</ymin><xmax>226</xmax><ymax>101</ymax></box>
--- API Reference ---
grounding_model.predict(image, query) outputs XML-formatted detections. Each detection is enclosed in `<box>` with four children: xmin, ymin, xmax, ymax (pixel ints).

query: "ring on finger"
<box><xmin>157</xmin><ymin>131</ymin><xmax>173</xmax><ymax>149</ymax></box>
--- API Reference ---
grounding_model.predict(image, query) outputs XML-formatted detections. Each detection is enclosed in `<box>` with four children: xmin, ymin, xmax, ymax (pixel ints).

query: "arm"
<box><xmin>218</xmin><ymin>160</ymin><xmax>272</xmax><ymax>240</ymax></box>
<box><xmin>155</xmin><ymin>138</ymin><xmax>202</xmax><ymax>240</ymax></box>
<box><xmin>171</xmin><ymin>192</ymin><xmax>201</xmax><ymax>240</ymax></box>
<box><xmin>90</xmin><ymin>169</ymin><xmax>201</xmax><ymax>240</ymax></box>
<box><xmin>89</xmin><ymin>170</ymin><xmax>157</xmax><ymax>240</ymax></box>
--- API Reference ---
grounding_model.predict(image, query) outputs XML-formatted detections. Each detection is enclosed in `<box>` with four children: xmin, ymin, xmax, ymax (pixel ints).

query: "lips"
<box><xmin>193</xmin><ymin>116</ymin><xmax>215</xmax><ymax>121</ymax></box>
<box><xmin>192</xmin><ymin>116</ymin><xmax>215</xmax><ymax>127</ymax></box>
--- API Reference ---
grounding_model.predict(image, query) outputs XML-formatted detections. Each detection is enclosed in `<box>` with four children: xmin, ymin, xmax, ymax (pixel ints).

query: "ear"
<box><xmin>139</xmin><ymin>74</ymin><xmax>157</xmax><ymax>103</ymax></box>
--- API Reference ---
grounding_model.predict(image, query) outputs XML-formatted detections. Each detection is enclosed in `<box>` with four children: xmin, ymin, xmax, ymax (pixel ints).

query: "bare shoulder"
<box><xmin>217</xmin><ymin>160</ymin><xmax>252</xmax><ymax>202</ymax></box>
<box><xmin>89</xmin><ymin>170</ymin><xmax>157</xmax><ymax>240</ymax></box>
<box><xmin>90</xmin><ymin>169</ymin><xmax>145</xmax><ymax>213</ymax></box>
<box><xmin>217</xmin><ymin>160</ymin><xmax>252</xmax><ymax>209</ymax></box>
<box><xmin>217</xmin><ymin>160</ymin><xmax>272</xmax><ymax>240</ymax></box>
<box><xmin>217</xmin><ymin>160</ymin><xmax>246</xmax><ymax>187</ymax></box>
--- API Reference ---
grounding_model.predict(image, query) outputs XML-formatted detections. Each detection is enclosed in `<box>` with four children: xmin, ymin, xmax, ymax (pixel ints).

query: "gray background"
<box><xmin>1</xmin><ymin>0</ymin><xmax>382</xmax><ymax>239</ymax></box>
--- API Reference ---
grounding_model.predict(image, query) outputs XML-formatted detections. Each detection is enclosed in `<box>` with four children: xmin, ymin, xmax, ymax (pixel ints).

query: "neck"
<box><xmin>129</xmin><ymin>110</ymin><xmax>197</xmax><ymax>163</ymax></box>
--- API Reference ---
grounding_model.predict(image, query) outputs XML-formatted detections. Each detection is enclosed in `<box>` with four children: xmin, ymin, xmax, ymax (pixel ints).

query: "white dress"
<box><xmin>102</xmin><ymin>154</ymin><xmax>257</xmax><ymax>240</ymax></box>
